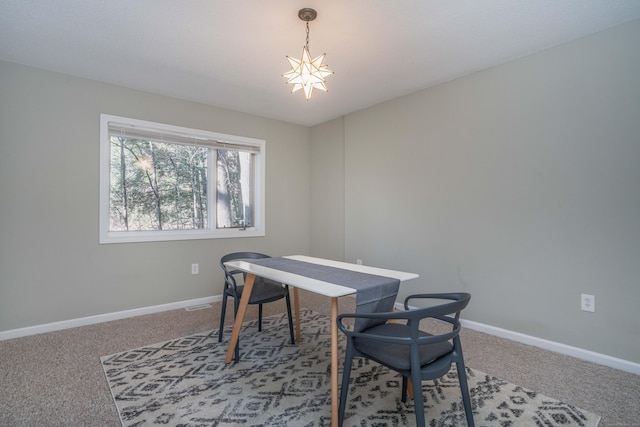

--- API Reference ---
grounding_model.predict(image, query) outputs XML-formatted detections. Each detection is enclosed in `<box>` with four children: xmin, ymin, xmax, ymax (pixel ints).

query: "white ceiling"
<box><xmin>2</xmin><ymin>1</ymin><xmax>640</xmax><ymax>127</ymax></box>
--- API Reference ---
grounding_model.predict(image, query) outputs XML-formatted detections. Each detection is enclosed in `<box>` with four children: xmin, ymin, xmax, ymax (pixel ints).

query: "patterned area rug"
<box><xmin>101</xmin><ymin>310</ymin><xmax>600</xmax><ymax>426</ymax></box>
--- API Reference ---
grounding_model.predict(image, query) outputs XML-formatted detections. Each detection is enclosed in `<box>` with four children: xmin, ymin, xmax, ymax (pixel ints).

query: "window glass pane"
<box><xmin>100</xmin><ymin>114</ymin><xmax>265</xmax><ymax>243</ymax></box>
<box><xmin>109</xmin><ymin>137</ymin><xmax>208</xmax><ymax>231</ymax></box>
<box><xmin>216</xmin><ymin>149</ymin><xmax>254</xmax><ymax>229</ymax></box>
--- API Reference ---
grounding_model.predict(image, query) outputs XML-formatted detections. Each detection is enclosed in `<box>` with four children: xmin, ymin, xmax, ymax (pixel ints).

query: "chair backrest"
<box><xmin>338</xmin><ymin>293</ymin><xmax>471</xmax><ymax>357</ymax></box>
<box><xmin>404</xmin><ymin>293</ymin><xmax>470</xmax><ymax>330</ymax></box>
<box><xmin>402</xmin><ymin>293</ymin><xmax>470</xmax><ymax>349</ymax></box>
<box><xmin>219</xmin><ymin>252</ymin><xmax>271</xmax><ymax>289</ymax></box>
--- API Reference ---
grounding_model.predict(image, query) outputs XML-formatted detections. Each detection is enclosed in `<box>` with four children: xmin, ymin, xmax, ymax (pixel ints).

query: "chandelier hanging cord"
<box><xmin>300</xmin><ymin>7</ymin><xmax>316</xmax><ymax>50</ymax></box>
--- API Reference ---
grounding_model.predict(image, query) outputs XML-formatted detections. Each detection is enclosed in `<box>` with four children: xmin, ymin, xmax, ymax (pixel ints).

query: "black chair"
<box><xmin>337</xmin><ymin>293</ymin><xmax>474</xmax><ymax>427</ymax></box>
<box><xmin>218</xmin><ymin>252</ymin><xmax>295</xmax><ymax>362</ymax></box>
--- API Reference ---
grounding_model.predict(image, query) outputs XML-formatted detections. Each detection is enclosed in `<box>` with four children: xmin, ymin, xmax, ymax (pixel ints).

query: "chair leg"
<box><xmin>338</xmin><ymin>343</ymin><xmax>355</xmax><ymax>427</ymax></box>
<box><xmin>234</xmin><ymin>340</ymin><xmax>240</xmax><ymax>362</ymax></box>
<box><xmin>411</xmin><ymin>369</ymin><xmax>425</xmax><ymax>427</ymax></box>
<box><xmin>218</xmin><ymin>293</ymin><xmax>228</xmax><ymax>343</ymax></box>
<box><xmin>399</xmin><ymin>375</ymin><xmax>415</xmax><ymax>401</ymax></box>
<box><xmin>258</xmin><ymin>304</ymin><xmax>263</xmax><ymax>331</ymax></box>
<box><xmin>401</xmin><ymin>376</ymin><xmax>408</xmax><ymax>402</ymax></box>
<box><xmin>456</xmin><ymin>360</ymin><xmax>475</xmax><ymax>427</ymax></box>
<box><xmin>285</xmin><ymin>289</ymin><xmax>295</xmax><ymax>344</ymax></box>
<box><xmin>232</xmin><ymin>297</ymin><xmax>241</xmax><ymax>363</ymax></box>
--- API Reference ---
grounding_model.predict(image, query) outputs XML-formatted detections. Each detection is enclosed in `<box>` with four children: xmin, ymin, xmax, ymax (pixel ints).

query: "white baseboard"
<box><xmin>461</xmin><ymin>319</ymin><xmax>640</xmax><ymax>375</ymax></box>
<box><xmin>394</xmin><ymin>302</ymin><xmax>640</xmax><ymax>376</ymax></box>
<box><xmin>0</xmin><ymin>295</ymin><xmax>222</xmax><ymax>341</ymax></box>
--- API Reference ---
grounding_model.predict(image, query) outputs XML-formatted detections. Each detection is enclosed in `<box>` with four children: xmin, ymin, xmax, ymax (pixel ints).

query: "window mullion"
<box><xmin>208</xmin><ymin>147</ymin><xmax>217</xmax><ymax>231</ymax></box>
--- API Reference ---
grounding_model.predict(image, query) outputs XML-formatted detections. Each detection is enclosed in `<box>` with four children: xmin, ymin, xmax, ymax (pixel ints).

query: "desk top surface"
<box><xmin>224</xmin><ymin>255</ymin><xmax>419</xmax><ymax>298</ymax></box>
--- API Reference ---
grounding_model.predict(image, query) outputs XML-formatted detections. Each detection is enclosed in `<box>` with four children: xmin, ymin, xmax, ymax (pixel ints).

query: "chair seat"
<box><xmin>354</xmin><ymin>323</ymin><xmax>453</xmax><ymax>371</ymax></box>
<box><xmin>227</xmin><ymin>278</ymin><xmax>288</xmax><ymax>304</ymax></box>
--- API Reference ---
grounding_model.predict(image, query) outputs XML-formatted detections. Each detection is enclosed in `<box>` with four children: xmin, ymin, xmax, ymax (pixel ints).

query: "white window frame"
<box><xmin>99</xmin><ymin>114</ymin><xmax>265</xmax><ymax>244</ymax></box>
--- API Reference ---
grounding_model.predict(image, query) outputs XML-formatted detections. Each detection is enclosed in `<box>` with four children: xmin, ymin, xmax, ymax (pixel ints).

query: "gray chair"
<box><xmin>337</xmin><ymin>292</ymin><xmax>474</xmax><ymax>427</ymax></box>
<box><xmin>218</xmin><ymin>252</ymin><xmax>295</xmax><ymax>362</ymax></box>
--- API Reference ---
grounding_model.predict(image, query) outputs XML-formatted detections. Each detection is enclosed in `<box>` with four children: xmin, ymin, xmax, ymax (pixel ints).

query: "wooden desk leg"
<box><xmin>293</xmin><ymin>287</ymin><xmax>302</xmax><ymax>342</ymax></box>
<box><xmin>224</xmin><ymin>273</ymin><xmax>256</xmax><ymax>363</ymax></box>
<box><xmin>330</xmin><ymin>297</ymin><xmax>339</xmax><ymax>427</ymax></box>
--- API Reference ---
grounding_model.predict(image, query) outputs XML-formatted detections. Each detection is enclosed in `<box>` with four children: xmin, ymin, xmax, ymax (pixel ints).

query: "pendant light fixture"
<box><xmin>282</xmin><ymin>8</ymin><xmax>333</xmax><ymax>101</ymax></box>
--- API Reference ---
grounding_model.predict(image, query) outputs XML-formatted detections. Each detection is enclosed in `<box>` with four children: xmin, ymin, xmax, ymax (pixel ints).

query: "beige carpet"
<box><xmin>1</xmin><ymin>290</ymin><xmax>639</xmax><ymax>426</ymax></box>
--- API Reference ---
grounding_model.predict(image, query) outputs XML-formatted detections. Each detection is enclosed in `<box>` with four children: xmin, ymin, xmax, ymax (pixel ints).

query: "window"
<box><xmin>100</xmin><ymin>114</ymin><xmax>265</xmax><ymax>243</ymax></box>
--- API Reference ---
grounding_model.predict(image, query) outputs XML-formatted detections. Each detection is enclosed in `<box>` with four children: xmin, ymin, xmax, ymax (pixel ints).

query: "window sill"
<box><xmin>99</xmin><ymin>228</ymin><xmax>265</xmax><ymax>244</ymax></box>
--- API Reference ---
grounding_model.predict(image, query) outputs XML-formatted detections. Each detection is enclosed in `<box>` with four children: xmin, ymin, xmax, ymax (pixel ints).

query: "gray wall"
<box><xmin>0</xmin><ymin>61</ymin><xmax>311</xmax><ymax>331</ymax></box>
<box><xmin>312</xmin><ymin>20</ymin><xmax>640</xmax><ymax>362</ymax></box>
<box><xmin>310</xmin><ymin>118</ymin><xmax>345</xmax><ymax>260</ymax></box>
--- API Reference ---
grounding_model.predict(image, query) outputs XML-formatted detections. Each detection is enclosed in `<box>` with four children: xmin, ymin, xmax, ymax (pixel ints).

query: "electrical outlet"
<box><xmin>191</xmin><ymin>263</ymin><xmax>199</xmax><ymax>275</ymax></box>
<box><xmin>581</xmin><ymin>294</ymin><xmax>595</xmax><ymax>312</ymax></box>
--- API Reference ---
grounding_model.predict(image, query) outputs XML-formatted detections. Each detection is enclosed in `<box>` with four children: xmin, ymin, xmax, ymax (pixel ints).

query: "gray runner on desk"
<box><xmin>247</xmin><ymin>257</ymin><xmax>400</xmax><ymax>332</ymax></box>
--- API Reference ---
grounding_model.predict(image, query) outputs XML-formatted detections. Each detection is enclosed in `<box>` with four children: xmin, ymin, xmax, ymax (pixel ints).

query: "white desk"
<box><xmin>223</xmin><ymin>255</ymin><xmax>418</xmax><ymax>427</ymax></box>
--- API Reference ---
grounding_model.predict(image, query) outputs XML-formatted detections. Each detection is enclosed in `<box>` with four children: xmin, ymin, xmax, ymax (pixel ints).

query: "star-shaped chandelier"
<box><xmin>283</xmin><ymin>8</ymin><xmax>333</xmax><ymax>101</ymax></box>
